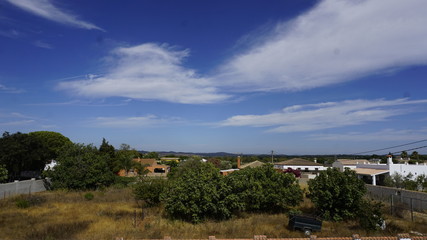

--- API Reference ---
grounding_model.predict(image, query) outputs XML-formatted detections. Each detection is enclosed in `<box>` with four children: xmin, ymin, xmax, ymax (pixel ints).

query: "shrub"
<box><xmin>358</xmin><ymin>199</ymin><xmax>384</xmax><ymax>231</ymax></box>
<box><xmin>162</xmin><ymin>160</ymin><xmax>240</xmax><ymax>223</ymax></box>
<box><xmin>16</xmin><ymin>198</ymin><xmax>30</xmax><ymax>208</ymax></box>
<box><xmin>84</xmin><ymin>192</ymin><xmax>94</xmax><ymax>201</ymax></box>
<box><xmin>113</xmin><ymin>176</ymin><xmax>137</xmax><ymax>188</ymax></box>
<box><xmin>226</xmin><ymin>165</ymin><xmax>303</xmax><ymax>213</ymax></box>
<box><xmin>133</xmin><ymin>177</ymin><xmax>167</xmax><ymax>207</ymax></box>
<box><xmin>308</xmin><ymin>168</ymin><xmax>366</xmax><ymax>221</ymax></box>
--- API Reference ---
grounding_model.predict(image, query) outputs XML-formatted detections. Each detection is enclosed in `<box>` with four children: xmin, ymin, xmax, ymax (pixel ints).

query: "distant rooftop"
<box><xmin>275</xmin><ymin>158</ymin><xmax>322</xmax><ymax>166</ymax></box>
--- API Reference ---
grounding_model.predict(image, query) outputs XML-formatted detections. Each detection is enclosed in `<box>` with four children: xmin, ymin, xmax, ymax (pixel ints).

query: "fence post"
<box><xmin>390</xmin><ymin>194</ymin><xmax>393</xmax><ymax>216</ymax></box>
<box><xmin>410</xmin><ymin>198</ymin><xmax>414</xmax><ymax>222</ymax></box>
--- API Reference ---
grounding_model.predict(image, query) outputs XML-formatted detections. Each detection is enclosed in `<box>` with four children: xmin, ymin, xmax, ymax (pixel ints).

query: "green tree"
<box><xmin>0</xmin><ymin>132</ymin><xmax>45</xmax><ymax>179</ymax></box>
<box><xmin>113</xmin><ymin>144</ymin><xmax>142</xmax><ymax>175</ymax></box>
<box><xmin>410</xmin><ymin>151</ymin><xmax>419</xmax><ymax>161</ymax></box>
<box><xmin>144</xmin><ymin>152</ymin><xmax>159</xmax><ymax>159</ymax></box>
<box><xmin>308</xmin><ymin>168</ymin><xmax>366</xmax><ymax>221</ymax></box>
<box><xmin>45</xmin><ymin>143</ymin><xmax>115</xmax><ymax>190</ymax></box>
<box><xmin>403</xmin><ymin>173</ymin><xmax>417</xmax><ymax>190</ymax></box>
<box><xmin>358</xmin><ymin>199</ymin><xmax>384</xmax><ymax>231</ymax></box>
<box><xmin>99</xmin><ymin>138</ymin><xmax>115</xmax><ymax>158</ymax></box>
<box><xmin>226</xmin><ymin>165</ymin><xmax>303</xmax><ymax>212</ymax></box>
<box><xmin>401</xmin><ymin>151</ymin><xmax>408</xmax><ymax>160</ymax></box>
<box><xmin>162</xmin><ymin>160</ymin><xmax>240</xmax><ymax>223</ymax></box>
<box><xmin>28</xmin><ymin>131</ymin><xmax>72</xmax><ymax>160</ymax></box>
<box><xmin>133</xmin><ymin>177</ymin><xmax>168</xmax><ymax>207</ymax></box>
<box><xmin>415</xmin><ymin>174</ymin><xmax>427</xmax><ymax>191</ymax></box>
<box><xmin>99</xmin><ymin>138</ymin><xmax>116</xmax><ymax>171</ymax></box>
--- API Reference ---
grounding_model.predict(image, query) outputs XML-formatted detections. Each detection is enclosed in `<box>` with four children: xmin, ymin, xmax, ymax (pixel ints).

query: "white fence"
<box><xmin>0</xmin><ymin>179</ymin><xmax>48</xmax><ymax>199</ymax></box>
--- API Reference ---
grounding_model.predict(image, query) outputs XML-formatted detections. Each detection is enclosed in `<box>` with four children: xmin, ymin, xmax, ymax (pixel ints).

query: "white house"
<box><xmin>332</xmin><ymin>159</ymin><xmax>370</xmax><ymax>171</ymax></box>
<box><xmin>353</xmin><ymin>155</ymin><xmax>427</xmax><ymax>185</ymax></box>
<box><xmin>274</xmin><ymin>158</ymin><xmax>326</xmax><ymax>172</ymax></box>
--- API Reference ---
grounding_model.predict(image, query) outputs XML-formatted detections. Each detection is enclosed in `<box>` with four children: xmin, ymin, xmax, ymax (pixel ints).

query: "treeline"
<box><xmin>0</xmin><ymin>131</ymin><xmax>157</xmax><ymax>185</ymax></box>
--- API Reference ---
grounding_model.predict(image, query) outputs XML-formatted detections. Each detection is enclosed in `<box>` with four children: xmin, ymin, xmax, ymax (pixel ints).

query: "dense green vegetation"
<box><xmin>133</xmin><ymin>160</ymin><xmax>303</xmax><ymax>223</ymax></box>
<box><xmin>0</xmin><ymin>131</ymin><xmax>72</xmax><ymax>180</ymax></box>
<box><xmin>44</xmin><ymin>143</ymin><xmax>115</xmax><ymax>190</ymax></box>
<box><xmin>308</xmin><ymin>168</ymin><xmax>384</xmax><ymax>230</ymax></box>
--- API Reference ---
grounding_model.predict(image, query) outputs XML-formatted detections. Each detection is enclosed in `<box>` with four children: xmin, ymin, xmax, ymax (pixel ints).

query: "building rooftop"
<box><xmin>275</xmin><ymin>158</ymin><xmax>322</xmax><ymax>166</ymax></box>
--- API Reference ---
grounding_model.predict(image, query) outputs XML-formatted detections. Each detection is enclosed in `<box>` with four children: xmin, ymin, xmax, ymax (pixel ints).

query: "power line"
<box><xmin>351</xmin><ymin>139</ymin><xmax>427</xmax><ymax>155</ymax></box>
<box><xmin>390</xmin><ymin>145</ymin><xmax>427</xmax><ymax>155</ymax></box>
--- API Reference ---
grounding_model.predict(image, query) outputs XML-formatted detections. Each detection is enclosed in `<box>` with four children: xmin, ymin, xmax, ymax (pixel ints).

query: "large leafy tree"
<box><xmin>45</xmin><ymin>143</ymin><xmax>115</xmax><ymax>190</ymax></box>
<box><xmin>308</xmin><ymin>168</ymin><xmax>366</xmax><ymax>221</ymax></box>
<box><xmin>28</xmin><ymin>131</ymin><xmax>72</xmax><ymax>160</ymax></box>
<box><xmin>162</xmin><ymin>160</ymin><xmax>241</xmax><ymax>223</ymax></box>
<box><xmin>0</xmin><ymin>132</ymin><xmax>44</xmax><ymax>179</ymax></box>
<box><xmin>0</xmin><ymin>131</ymin><xmax>72</xmax><ymax>180</ymax></box>
<box><xmin>226</xmin><ymin>165</ymin><xmax>303</xmax><ymax>212</ymax></box>
<box><xmin>99</xmin><ymin>138</ymin><xmax>116</xmax><ymax>171</ymax></box>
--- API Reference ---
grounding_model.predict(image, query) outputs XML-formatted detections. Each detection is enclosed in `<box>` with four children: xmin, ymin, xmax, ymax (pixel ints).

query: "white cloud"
<box><xmin>91</xmin><ymin>115</ymin><xmax>184</xmax><ymax>128</ymax></box>
<box><xmin>0</xmin><ymin>84</ymin><xmax>24</xmax><ymax>93</ymax></box>
<box><xmin>215</xmin><ymin>0</ymin><xmax>427</xmax><ymax>92</ymax></box>
<box><xmin>57</xmin><ymin>43</ymin><xmax>229</xmax><ymax>104</ymax></box>
<box><xmin>0</xmin><ymin>112</ymin><xmax>36</xmax><ymax>126</ymax></box>
<box><xmin>309</xmin><ymin>128</ymin><xmax>427</xmax><ymax>142</ymax></box>
<box><xmin>220</xmin><ymin>98</ymin><xmax>427</xmax><ymax>133</ymax></box>
<box><xmin>6</xmin><ymin>0</ymin><xmax>103</xmax><ymax>31</ymax></box>
<box><xmin>0</xmin><ymin>29</ymin><xmax>22</xmax><ymax>39</ymax></box>
<box><xmin>33</xmin><ymin>40</ymin><xmax>53</xmax><ymax>49</ymax></box>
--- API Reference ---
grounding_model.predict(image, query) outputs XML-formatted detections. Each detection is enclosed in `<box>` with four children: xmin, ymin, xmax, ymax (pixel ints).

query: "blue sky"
<box><xmin>1</xmin><ymin>0</ymin><xmax>427</xmax><ymax>155</ymax></box>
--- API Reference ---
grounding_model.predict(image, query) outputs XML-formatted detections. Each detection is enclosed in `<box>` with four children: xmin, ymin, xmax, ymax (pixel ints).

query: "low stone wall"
<box><xmin>0</xmin><ymin>179</ymin><xmax>48</xmax><ymax>199</ymax></box>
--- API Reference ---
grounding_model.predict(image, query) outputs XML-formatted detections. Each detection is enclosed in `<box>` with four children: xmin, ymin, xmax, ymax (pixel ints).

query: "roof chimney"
<box><xmin>387</xmin><ymin>155</ymin><xmax>393</xmax><ymax>165</ymax></box>
<box><xmin>237</xmin><ymin>155</ymin><xmax>241</xmax><ymax>169</ymax></box>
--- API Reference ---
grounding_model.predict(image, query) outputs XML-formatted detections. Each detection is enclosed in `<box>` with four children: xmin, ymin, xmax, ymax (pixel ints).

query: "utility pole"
<box><xmin>271</xmin><ymin>150</ymin><xmax>274</xmax><ymax>163</ymax></box>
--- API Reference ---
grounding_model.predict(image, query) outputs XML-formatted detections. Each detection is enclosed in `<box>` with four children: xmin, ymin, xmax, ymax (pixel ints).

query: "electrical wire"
<box><xmin>351</xmin><ymin>139</ymin><xmax>427</xmax><ymax>155</ymax></box>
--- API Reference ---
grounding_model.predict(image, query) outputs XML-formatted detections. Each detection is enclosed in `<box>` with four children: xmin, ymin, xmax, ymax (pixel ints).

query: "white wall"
<box><xmin>274</xmin><ymin>165</ymin><xmax>326</xmax><ymax>171</ymax></box>
<box><xmin>389</xmin><ymin>163</ymin><xmax>427</xmax><ymax>179</ymax></box>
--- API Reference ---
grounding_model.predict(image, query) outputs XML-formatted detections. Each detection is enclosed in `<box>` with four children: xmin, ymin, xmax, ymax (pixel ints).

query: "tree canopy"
<box><xmin>225</xmin><ymin>165</ymin><xmax>303</xmax><ymax>212</ymax></box>
<box><xmin>45</xmin><ymin>143</ymin><xmax>115</xmax><ymax>190</ymax></box>
<box><xmin>162</xmin><ymin>160</ymin><xmax>240</xmax><ymax>223</ymax></box>
<box><xmin>0</xmin><ymin>131</ymin><xmax>72</xmax><ymax>180</ymax></box>
<box><xmin>308</xmin><ymin>168</ymin><xmax>366</xmax><ymax>221</ymax></box>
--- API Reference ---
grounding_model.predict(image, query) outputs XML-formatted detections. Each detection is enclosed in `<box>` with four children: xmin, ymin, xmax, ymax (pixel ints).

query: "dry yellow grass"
<box><xmin>0</xmin><ymin>188</ymin><xmax>425</xmax><ymax>240</ymax></box>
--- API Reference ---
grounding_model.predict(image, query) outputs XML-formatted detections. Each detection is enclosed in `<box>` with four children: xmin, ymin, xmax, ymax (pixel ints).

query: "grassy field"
<box><xmin>0</xmin><ymin>187</ymin><xmax>425</xmax><ymax>240</ymax></box>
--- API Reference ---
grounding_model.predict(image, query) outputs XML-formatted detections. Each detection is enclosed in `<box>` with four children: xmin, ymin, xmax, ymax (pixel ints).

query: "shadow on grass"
<box><xmin>25</xmin><ymin>220</ymin><xmax>92</xmax><ymax>240</ymax></box>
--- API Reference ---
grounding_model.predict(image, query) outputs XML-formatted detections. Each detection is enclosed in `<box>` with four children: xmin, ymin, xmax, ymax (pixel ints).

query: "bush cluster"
<box><xmin>308</xmin><ymin>168</ymin><xmax>385</xmax><ymax>230</ymax></box>
<box><xmin>134</xmin><ymin>160</ymin><xmax>303</xmax><ymax>223</ymax></box>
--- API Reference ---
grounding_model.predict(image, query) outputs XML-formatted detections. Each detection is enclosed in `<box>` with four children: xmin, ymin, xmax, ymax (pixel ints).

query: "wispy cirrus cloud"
<box><xmin>91</xmin><ymin>115</ymin><xmax>184</xmax><ymax>128</ymax></box>
<box><xmin>0</xmin><ymin>84</ymin><xmax>24</xmax><ymax>93</ymax></box>
<box><xmin>57</xmin><ymin>43</ymin><xmax>229</xmax><ymax>104</ymax></box>
<box><xmin>310</xmin><ymin>128</ymin><xmax>427</xmax><ymax>142</ymax></box>
<box><xmin>33</xmin><ymin>40</ymin><xmax>53</xmax><ymax>49</ymax></box>
<box><xmin>0</xmin><ymin>112</ymin><xmax>35</xmax><ymax>126</ymax></box>
<box><xmin>0</xmin><ymin>29</ymin><xmax>22</xmax><ymax>39</ymax></box>
<box><xmin>6</xmin><ymin>0</ymin><xmax>103</xmax><ymax>31</ymax></box>
<box><xmin>215</xmin><ymin>0</ymin><xmax>427</xmax><ymax>92</ymax></box>
<box><xmin>56</xmin><ymin>0</ymin><xmax>427</xmax><ymax>104</ymax></box>
<box><xmin>220</xmin><ymin>98</ymin><xmax>427</xmax><ymax>133</ymax></box>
